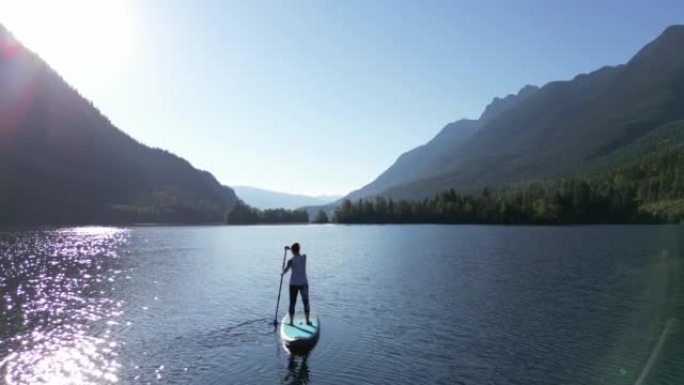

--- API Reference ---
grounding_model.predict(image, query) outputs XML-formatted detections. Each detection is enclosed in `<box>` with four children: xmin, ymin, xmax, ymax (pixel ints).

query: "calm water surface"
<box><xmin>0</xmin><ymin>225</ymin><xmax>682</xmax><ymax>384</ymax></box>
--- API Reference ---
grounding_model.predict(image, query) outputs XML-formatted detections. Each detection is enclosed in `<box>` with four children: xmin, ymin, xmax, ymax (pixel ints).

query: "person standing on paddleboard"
<box><xmin>282</xmin><ymin>242</ymin><xmax>312</xmax><ymax>326</ymax></box>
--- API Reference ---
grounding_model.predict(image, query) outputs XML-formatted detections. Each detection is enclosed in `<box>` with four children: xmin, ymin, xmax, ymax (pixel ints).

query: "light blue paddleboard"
<box><xmin>280</xmin><ymin>312</ymin><xmax>320</xmax><ymax>352</ymax></box>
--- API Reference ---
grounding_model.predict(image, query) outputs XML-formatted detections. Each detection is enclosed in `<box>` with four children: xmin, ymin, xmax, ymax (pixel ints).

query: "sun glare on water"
<box><xmin>0</xmin><ymin>0</ymin><xmax>132</xmax><ymax>82</ymax></box>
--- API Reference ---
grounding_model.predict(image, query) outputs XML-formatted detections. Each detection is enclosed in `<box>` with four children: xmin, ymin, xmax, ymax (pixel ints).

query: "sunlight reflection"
<box><xmin>3</xmin><ymin>333</ymin><xmax>120</xmax><ymax>385</ymax></box>
<box><xmin>0</xmin><ymin>228</ymin><xmax>129</xmax><ymax>385</ymax></box>
<box><xmin>59</xmin><ymin>227</ymin><xmax>127</xmax><ymax>236</ymax></box>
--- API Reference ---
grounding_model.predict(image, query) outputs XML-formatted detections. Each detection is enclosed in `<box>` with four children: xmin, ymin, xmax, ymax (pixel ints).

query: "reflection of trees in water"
<box><xmin>282</xmin><ymin>353</ymin><xmax>310</xmax><ymax>385</ymax></box>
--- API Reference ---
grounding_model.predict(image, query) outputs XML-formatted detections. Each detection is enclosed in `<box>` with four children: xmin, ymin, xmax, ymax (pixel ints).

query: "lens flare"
<box><xmin>0</xmin><ymin>0</ymin><xmax>133</xmax><ymax>84</ymax></box>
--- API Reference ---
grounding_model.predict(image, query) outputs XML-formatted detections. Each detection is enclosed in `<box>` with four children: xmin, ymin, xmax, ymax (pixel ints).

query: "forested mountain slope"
<box><xmin>346</xmin><ymin>25</ymin><xmax>684</xmax><ymax>201</ymax></box>
<box><xmin>0</xmin><ymin>25</ymin><xmax>237</xmax><ymax>224</ymax></box>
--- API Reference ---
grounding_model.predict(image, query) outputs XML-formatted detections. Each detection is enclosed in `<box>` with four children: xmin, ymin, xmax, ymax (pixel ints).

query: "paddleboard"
<box><xmin>280</xmin><ymin>312</ymin><xmax>320</xmax><ymax>353</ymax></box>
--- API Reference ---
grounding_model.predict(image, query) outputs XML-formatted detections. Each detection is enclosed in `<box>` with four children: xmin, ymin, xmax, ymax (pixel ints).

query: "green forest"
<box><xmin>226</xmin><ymin>201</ymin><xmax>309</xmax><ymax>224</ymax></box>
<box><xmin>333</xmin><ymin>147</ymin><xmax>684</xmax><ymax>225</ymax></box>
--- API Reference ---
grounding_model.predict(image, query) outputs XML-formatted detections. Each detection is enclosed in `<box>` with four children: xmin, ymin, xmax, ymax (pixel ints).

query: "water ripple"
<box><xmin>0</xmin><ymin>227</ymin><xmax>129</xmax><ymax>385</ymax></box>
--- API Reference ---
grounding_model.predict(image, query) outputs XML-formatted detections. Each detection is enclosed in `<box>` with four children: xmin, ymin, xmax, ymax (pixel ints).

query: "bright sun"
<box><xmin>0</xmin><ymin>0</ymin><xmax>132</xmax><ymax>82</ymax></box>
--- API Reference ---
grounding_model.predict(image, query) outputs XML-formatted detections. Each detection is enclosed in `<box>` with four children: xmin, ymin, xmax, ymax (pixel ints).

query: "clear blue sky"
<box><xmin>2</xmin><ymin>0</ymin><xmax>683</xmax><ymax>195</ymax></box>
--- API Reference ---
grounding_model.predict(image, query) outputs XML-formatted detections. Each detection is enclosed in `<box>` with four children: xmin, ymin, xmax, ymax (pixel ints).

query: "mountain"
<box><xmin>478</xmin><ymin>84</ymin><xmax>539</xmax><ymax>122</ymax></box>
<box><xmin>233</xmin><ymin>186</ymin><xmax>340</xmax><ymax>210</ymax></box>
<box><xmin>344</xmin><ymin>119</ymin><xmax>480</xmax><ymax>202</ymax></box>
<box><xmin>0</xmin><ymin>25</ymin><xmax>238</xmax><ymax>224</ymax></box>
<box><xmin>344</xmin><ymin>25</ymin><xmax>684</xmax><ymax>201</ymax></box>
<box><xmin>345</xmin><ymin>83</ymin><xmax>540</xmax><ymax>202</ymax></box>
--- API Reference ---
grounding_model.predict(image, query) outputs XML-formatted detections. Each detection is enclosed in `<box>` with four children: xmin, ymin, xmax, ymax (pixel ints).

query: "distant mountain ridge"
<box><xmin>0</xmin><ymin>25</ymin><xmax>238</xmax><ymax>224</ymax></box>
<box><xmin>342</xmin><ymin>25</ymin><xmax>684</xmax><ymax>201</ymax></box>
<box><xmin>478</xmin><ymin>84</ymin><xmax>539</xmax><ymax>122</ymax></box>
<box><xmin>344</xmin><ymin>83</ymin><xmax>540</xmax><ymax>202</ymax></box>
<box><xmin>233</xmin><ymin>186</ymin><xmax>340</xmax><ymax>210</ymax></box>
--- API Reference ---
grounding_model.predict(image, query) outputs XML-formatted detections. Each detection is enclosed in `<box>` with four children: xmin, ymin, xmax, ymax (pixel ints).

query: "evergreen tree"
<box><xmin>227</xmin><ymin>201</ymin><xmax>309</xmax><ymax>224</ymax></box>
<box><xmin>331</xmin><ymin>146</ymin><xmax>684</xmax><ymax>225</ymax></box>
<box><xmin>313</xmin><ymin>209</ymin><xmax>329</xmax><ymax>224</ymax></box>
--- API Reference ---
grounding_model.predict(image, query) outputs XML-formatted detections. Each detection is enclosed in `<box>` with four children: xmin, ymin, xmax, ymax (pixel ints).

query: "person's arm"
<box><xmin>282</xmin><ymin>259</ymin><xmax>292</xmax><ymax>275</ymax></box>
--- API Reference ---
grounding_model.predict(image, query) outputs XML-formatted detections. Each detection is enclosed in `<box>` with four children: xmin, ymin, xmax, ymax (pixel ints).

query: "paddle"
<box><xmin>273</xmin><ymin>247</ymin><xmax>288</xmax><ymax>327</ymax></box>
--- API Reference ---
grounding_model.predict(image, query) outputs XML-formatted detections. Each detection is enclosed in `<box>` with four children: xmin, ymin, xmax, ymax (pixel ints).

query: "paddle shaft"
<box><xmin>273</xmin><ymin>249</ymin><xmax>288</xmax><ymax>325</ymax></box>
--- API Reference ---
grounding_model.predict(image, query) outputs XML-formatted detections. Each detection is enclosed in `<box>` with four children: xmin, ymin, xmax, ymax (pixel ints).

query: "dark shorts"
<box><xmin>289</xmin><ymin>284</ymin><xmax>310</xmax><ymax>315</ymax></box>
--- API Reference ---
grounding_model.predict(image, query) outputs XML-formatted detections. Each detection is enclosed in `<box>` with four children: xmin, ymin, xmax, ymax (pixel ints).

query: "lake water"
<box><xmin>0</xmin><ymin>225</ymin><xmax>683</xmax><ymax>385</ymax></box>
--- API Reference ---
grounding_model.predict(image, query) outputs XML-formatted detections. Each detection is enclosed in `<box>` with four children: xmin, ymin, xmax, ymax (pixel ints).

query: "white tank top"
<box><xmin>289</xmin><ymin>254</ymin><xmax>308</xmax><ymax>286</ymax></box>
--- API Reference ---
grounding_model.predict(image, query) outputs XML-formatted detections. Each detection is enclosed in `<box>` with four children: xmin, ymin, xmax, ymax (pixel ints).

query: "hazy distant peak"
<box><xmin>432</xmin><ymin>119</ymin><xmax>479</xmax><ymax>141</ymax></box>
<box><xmin>518</xmin><ymin>84</ymin><xmax>539</xmax><ymax>96</ymax></box>
<box><xmin>438</xmin><ymin>118</ymin><xmax>477</xmax><ymax>133</ymax></box>
<box><xmin>447</xmin><ymin>118</ymin><xmax>478</xmax><ymax>126</ymax></box>
<box><xmin>659</xmin><ymin>24</ymin><xmax>684</xmax><ymax>40</ymax></box>
<box><xmin>233</xmin><ymin>186</ymin><xmax>341</xmax><ymax>210</ymax></box>
<box><xmin>629</xmin><ymin>24</ymin><xmax>684</xmax><ymax>66</ymax></box>
<box><xmin>479</xmin><ymin>84</ymin><xmax>539</xmax><ymax>122</ymax></box>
